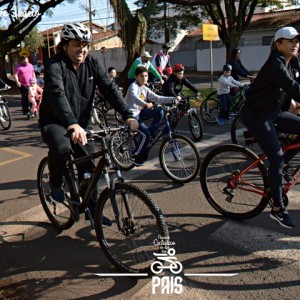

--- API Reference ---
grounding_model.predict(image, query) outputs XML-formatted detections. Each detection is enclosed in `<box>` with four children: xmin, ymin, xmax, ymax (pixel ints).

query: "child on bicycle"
<box><xmin>240</xmin><ymin>26</ymin><xmax>300</xmax><ymax>229</ymax></box>
<box><xmin>28</xmin><ymin>77</ymin><xmax>43</xmax><ymax>118</ymax></box>
<box><xmin>125</xmin><ymin>66</ymin><xmax>179</xmax><ymax>166</ymax></box>
<box><xmin>216</xmin><ymin>64</ymin><xmax>245</xmax><ymax>125</ymax></box>
<box><xmin>163</xmin><ymin>63</ymin><xmax>200</xmax><ymax>99</ymax></box>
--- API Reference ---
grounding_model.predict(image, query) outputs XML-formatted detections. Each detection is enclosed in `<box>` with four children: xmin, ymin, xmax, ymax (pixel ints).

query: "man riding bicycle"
<box><xmin>39</xmin><ymin>22</ymin><xmax>138</xmax><ymax>224</ymax></box>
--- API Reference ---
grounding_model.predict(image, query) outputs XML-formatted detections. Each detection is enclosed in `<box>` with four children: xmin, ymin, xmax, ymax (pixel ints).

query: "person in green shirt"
<box><xmin>128</xmin><ymin>51</ymin><xmax>164</xmax><ymax>85</ymax></box>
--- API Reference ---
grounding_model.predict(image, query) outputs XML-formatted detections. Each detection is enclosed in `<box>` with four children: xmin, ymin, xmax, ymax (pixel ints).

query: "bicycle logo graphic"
<box><xmin>150</xmin><ymin>248</ymin><xmax>183</xmax><ymax>275</ymax></box>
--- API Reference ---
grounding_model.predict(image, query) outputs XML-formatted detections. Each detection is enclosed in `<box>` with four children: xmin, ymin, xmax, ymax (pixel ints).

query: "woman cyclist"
<box><xmin>240</xmin><ymin>27</ymin><xmax>300</xmax><ymax>229</ymax></box>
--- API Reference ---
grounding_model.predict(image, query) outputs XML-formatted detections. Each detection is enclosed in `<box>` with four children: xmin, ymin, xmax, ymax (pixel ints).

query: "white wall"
<box><xmin>196</xmin><ymin>45</ymin><xmax>271</xmax><ymax>72</ymax></box>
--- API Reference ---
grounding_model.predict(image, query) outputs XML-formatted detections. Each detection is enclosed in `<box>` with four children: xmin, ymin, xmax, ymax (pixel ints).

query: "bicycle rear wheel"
<box><xmin>199</xmin><ymin>97</ymin><xmax>220</xmax><ymax>124</ymax></box>
<box><xmin>159</xmin><ymin>134</ymin><xmax>201</xmax><ymax>183</ymax></box>
<box><xmin>231</xmin><ymin>115</ymin><xmax>263</xmax><ymax>154</ymax></box>
<box><xmin>94</xmin><ymin>181</ymin><xmax>169</xmax><ymax>275</ymax></box>
<box><xmin>200</xmin><ymin>144</ymin><xmax>269</xmax><ymax>220</ymax></box>
<box><xmin>0</xmin><ymin>102</ymin><xmax>12</xmax><ymax>130</ymax></box>
<box><xmin>188</xmin><ymin>110</ymin><xmax>203</xmax><ymax>142</ymax></box>
<box><xmin>37</xmin><ymin>157</ymin><xmax>76</xmax><ymax>230</ymax></box>
<box><xmin>109</xmin><ymin>129</ymin><xmax>136</xmax><ymax>170</ymax></box>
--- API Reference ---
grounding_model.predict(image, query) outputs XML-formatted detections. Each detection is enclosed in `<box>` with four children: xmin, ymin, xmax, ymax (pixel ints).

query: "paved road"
<box><xmin>1</xmin><ymin>98</ymin><xmax>300</xmax><ymax>299</ymax></box>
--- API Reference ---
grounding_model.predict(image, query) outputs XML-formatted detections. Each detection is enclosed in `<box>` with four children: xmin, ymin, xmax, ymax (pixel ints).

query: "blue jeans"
<box><xmin>240</xmin><ymin>105</ymin><xmax>300</xmax><ymax>208</ymax></box>
<box><xmin>133</xmin><ymin>107</ymin><xmax>164</xmax><ymax>156</ymax></box>
<box><xmin>218</xmin><ymin>93</ymin><xmax>230</xmax><ymax>119</ymax></box>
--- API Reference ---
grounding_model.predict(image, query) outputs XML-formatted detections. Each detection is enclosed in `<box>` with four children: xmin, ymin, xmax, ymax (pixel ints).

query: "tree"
<box><xmin>0</xmin><ymin>0</ymin><xmax>75</xmax><ymax>81</ymax></box>
<box><xmin>108</xmin><ymin>0</ymin><xmax>216</xmax><ymax>88</ymax></box>
<box><xmin>165</xmin><ymin>0</ymin><xmax>299</xmax><ymax>61</ymax></box>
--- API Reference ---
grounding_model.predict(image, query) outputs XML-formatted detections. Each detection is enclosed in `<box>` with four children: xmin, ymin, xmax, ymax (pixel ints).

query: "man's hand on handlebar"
<box><xmin>67</xmin><ymin>124</ymin><xmax>88</xmax><ymax>145</ymax></box>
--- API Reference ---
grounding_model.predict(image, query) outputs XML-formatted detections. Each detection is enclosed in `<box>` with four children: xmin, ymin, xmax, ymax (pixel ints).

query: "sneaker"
<box><xmin>85</xmin><ymin>212</ymin><xmax>112</xmax><ymax>228</ymax></box>
<box><xmin>270</xmin><ymin>208</ymin><xmax>295</xmax><ymax>229</ymax></box>
<box><xmin>0</xmin><ymin>117</ymin><xmax>6</xmax><ymax>122</ymax></box>
<box><xmin>130</xmin><ymin>155</ymin><xmax>145</xmax><ymax>166</ymax></box>
<box><xmin>50</xmin><ymin>187</ymin><xmax>66</xmax><ymax>203</ymax></box>
<box><xmin>230</xmin><ymin>111</ymin><xmax>238</xmax><ymax>116</ymax></box>
<box><xmin>216</xmin><ymin>118</ymin><xmax>224</xmax><ymax>126</ymax></box>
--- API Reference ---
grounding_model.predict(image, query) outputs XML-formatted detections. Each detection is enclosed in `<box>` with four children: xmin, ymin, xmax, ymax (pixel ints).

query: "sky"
<box><xmin>38</xmin><ymin>0</ymin><xmax>137</xmax><ymax>31</ymax></box>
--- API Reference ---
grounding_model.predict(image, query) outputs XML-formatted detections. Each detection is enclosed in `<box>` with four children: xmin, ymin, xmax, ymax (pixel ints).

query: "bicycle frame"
<box><xmin>64</xmin><ymin>129</ymin><xmax>129</xmax><ymax>230</ymax></box>
<box><xmin>172</xmin><ymin>97</ymin><xmax>196</xmax><ymax>128</ymax></box>
<box><xmin>227</xmin><ymin>141</ymin><xmax>300</xmax><ymax>198</ymax></box>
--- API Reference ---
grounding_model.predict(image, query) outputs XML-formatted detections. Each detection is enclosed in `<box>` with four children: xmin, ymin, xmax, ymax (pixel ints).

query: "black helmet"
<box><xmin>223</xmin><ymin>64</ymin><xmax>232</xmax><ymax>71</ymax></box>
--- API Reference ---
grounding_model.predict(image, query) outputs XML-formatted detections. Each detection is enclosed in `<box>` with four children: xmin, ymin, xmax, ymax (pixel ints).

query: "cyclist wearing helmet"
<box><xmin>163</xmin><ymin>63</ymin><xmax>200</xmax><ymax>99</ymax></box>
<box><xmin>39</xmin><ymin>22</ymin><xmax>138</xmax><ymax>225</ymax></box>
<box><xmin>240</xmin><ymin>26</ymin><xmax>300</xmax><ymax>228</ymax></box>
<box><xmin>216</xmin><ymin>64</ymin><xmax>245</xmax><ymax>125</ymax></box>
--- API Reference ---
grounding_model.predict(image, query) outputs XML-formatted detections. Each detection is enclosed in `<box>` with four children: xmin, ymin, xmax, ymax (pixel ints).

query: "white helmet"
<box><xmin>61</xmin><ymin>22</ymin><xmax>92</xmax><ymax>43</ymax></box>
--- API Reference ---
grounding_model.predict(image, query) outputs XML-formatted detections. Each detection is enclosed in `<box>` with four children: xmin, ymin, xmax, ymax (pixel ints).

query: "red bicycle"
<box><xmin>200</xmin><ymin>140</ymin><xmax>300</xmax><ymax>219</ymax></box>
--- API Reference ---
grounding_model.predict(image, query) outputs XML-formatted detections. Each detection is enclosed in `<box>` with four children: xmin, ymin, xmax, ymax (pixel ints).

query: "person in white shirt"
<box><xmin>216</xmin><ymin>64</ymin><xmax>245</xmax><ymax>125</ymax></box>
<box><xmin>125</xmin><ymin>66</ymin><xmax>178</xmax><ymax>166</ymax></box>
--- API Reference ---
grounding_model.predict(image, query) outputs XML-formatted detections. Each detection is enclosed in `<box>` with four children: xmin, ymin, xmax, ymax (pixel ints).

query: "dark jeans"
<box><xmin>19</xmin><ymin>85</ymin><xmax>29</xmax><ymax>114</ymax></box>
<box><xmin>218</xmin><ymin>93</ymin><xmax>230</xmax><ymax>119</ymax></box>
<box><xmin>133</xmin><ymin>107</ymin><xmax>164</xmax><ymax>156</ymax></box>
<box><xmin>41</xmin><ymin>124</ymin><xmax>97</xmax><ymax>211</ymax></box>
<box><xmin>240</xmin><ymin>105</ymin><xmax>300</xmax><ymax>208</ymax></box>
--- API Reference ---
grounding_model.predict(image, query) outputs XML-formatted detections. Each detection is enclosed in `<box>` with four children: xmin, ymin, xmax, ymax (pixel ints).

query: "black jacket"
<box><xmin>244</xmin><ymin>50</ymin><xmax>300</xmax><ymax>113</ymax></box>
<box><xmin>228</xmin><ymin>58</ymin><xmax>252</xmax><ymax>81</ymax></box>
<box><xmin>39</xmin><ymin>52</ymin><xmax>132</xmax><ymax>129</ymax></box>
<box><xmin>163</xmin><ymin>74</ymin><xmax>198</xmax><ymax>97</ymax></box>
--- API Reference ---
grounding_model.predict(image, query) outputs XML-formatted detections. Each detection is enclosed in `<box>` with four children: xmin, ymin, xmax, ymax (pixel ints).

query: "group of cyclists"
<box><xmin>6</xmin><ymin>21</ymin><xmax>298</xmax><ymax>230</ymax></box>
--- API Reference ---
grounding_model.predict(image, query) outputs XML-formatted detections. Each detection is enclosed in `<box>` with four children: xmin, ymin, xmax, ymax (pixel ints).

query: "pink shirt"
<box><xmin>14</xmin><ymin>63</ymin><xmax>35</xmax><ymax>86</ymax></box>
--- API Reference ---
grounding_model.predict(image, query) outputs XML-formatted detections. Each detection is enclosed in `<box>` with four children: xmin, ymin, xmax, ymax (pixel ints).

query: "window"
<box><xmin>262</xmin><ymin>36</ymin><xmax>273</xmax><ymax>46</ymax></box>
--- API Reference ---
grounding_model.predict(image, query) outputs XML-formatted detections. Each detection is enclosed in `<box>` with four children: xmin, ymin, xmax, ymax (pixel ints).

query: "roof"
<box><xmin>247</xmin><ymin>8</ymin><xmax>300</xmax><ymax>31</ymax></box>
<box><xmin>187</xmin><ymin>8</ymin><xmax>300</xmax><ymax>37</ymax></box>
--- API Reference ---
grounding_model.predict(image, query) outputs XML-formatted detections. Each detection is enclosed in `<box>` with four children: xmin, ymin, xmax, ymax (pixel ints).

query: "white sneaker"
<box><xmin>0</xmin><ymin>117</ymin><xmax>6</xmax><ymax>122</ymax></box>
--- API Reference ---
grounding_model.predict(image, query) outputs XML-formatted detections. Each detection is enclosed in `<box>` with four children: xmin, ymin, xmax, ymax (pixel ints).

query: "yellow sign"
<box><xmin>18</xmin><ymin>48</ymin><xmax>30</xmax><ymax>56</ymax></box>
<box><xmin>202</xmin><ymin>24</ymin><xmax>219</xmax><ymax>41</ymax></box>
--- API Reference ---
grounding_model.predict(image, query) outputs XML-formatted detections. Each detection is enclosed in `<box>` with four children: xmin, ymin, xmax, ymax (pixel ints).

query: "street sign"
<box><xmin>18</xmin><ymin>48</ymin><xmax>30</xmax><ymax>56</ymax></box>
<box><xmin>202</xmin><ymin>24</ymin><xmax>219</xmax><ymax>41</ymax></box>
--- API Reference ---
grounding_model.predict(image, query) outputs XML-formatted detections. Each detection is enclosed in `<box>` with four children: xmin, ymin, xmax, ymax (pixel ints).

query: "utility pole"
<box><xmin>88</xmin><ymin>0</ymin><xmax>94</xmax><ymax>49</ymax></box>
<box><xmin>163</xmin><ymin>1</ymin><xmax>169</xmax><ymax>43</ymax></box>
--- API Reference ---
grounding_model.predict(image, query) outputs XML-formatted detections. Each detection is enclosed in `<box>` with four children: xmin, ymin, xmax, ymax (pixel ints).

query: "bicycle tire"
<box><xmin>199</xmin><ymin>97</ymin><xmax>220</xmax><ymax>124</ymax></box>
<box><xmin>114</xmin><ymin>110</ymin><xmax>124</xmax><ymax>124</ymax></box>
<box><xmin>231</xmin><ymin>115</ymin><xmax>263</xmax><ymax>154</ymax></box>
<box><xmin>37</xmin><ymin>157</ymin><xmax>75</xmax><ymax>230</ymax></box>
<box><xmin>94</xmin><ymin>181</ymin><xmax>169</xmax><ymax>275</ymax></box>
<box><xmin>188</xmin><ymin>110</ymin><xmax>203</xmax><ymax>142</ymax></box>
<box><xmin>91</xmin><ymin>106</ymin><xmax>108</xmax><ymax>128</ymax></box>
<box><xmin>159</xmin><ymin>134</ymin><xmax>201</xmax><ymax>183</ymax></box>
<box><xmin>200</xmin><ymin>144</ymin><xmax>269</xmax><ymax>220</ymax></box>
<box><xmin>0</xmin><ymin>102</ymin><xmax>12</xmax><ymax>130</ymax></box>
<box><xmin>109</xmin><ymin>129</ymin><xmax>136</xmax><ymax>170</ymax></box>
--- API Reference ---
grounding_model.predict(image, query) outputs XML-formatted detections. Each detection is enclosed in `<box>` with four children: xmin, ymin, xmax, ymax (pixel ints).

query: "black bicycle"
<box><xmin>0</xmin><ymin>84</ymin><xmax>12</xmax><ymax>131</ymax></box>
<box><xmin>199</xmin><ymin>86</ymin><xmax>248</xmax><ymax>124</ymax></box>
<box><xmin>109</xmin><ymin>104</ymin><xmax>201</xmax><ymax>183</ymax></box>
<box><xmin>37</xmin><ymin>127</ymin><xmax>169</xmax><ymax>274</ymax></box>
<box><xmin>170</xmin><ymin>96</ymin><xmax>203</xmax><ymax>142</ymax></box>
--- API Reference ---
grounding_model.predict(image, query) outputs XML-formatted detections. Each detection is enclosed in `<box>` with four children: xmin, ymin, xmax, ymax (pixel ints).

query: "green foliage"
<box><xmin>23</xmin><ymin>27</ymin><xmax>45</xmax><ymax>51</ymax></box>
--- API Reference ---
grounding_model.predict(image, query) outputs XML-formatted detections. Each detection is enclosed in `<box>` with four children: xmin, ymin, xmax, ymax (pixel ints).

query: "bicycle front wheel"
<box><xmin>37</xmin><ymin>157</ymin><xmax>75</xmax><ymax>230</ymax></box>
<box><xmin>200</xmin><ymin>144</ymin><xmax>269</xmax><ymax>220</ymax></box>
<box><xmin>94</xmin><ymin>181</ymin><xmax>169</xmax><ymax>275</ymax></box>
<box><xmin>188</xmin><ymin>110</ymin><xmax>203</xmax><ymax>142</ymax></box>
<box><xmin>159</xmin><ymin>134</ymin><xmax>201</xmax><ymax>183</ymax></box>
<box><xmin>109</xmin><ymin>129</ymin><xmax>136</xmax><ymax>170</ymax></box>
<box><xmin>91</xmin><ymin>106</ymin><xmax>108</xmax><ymax>129</ymax></box>
<box><xmin>199</xmin><ymin>97</ymin><xmax>220</xmax><ymax>124</ymax></box>
<box><xmin>0</xmin><ymin>102</ymin><xmax>12</xmax><ymax>130</ymax></box>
